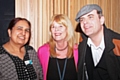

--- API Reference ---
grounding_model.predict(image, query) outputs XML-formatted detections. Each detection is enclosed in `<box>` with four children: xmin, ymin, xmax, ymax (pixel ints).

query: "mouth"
<box><xmin>84</xmin><ymin>25</ymin><xmax>92</xmax><ymax>30</ymax></box>
<box><xmin>19</xmin><ymin>36</ymin><xmax>25</xmax><ymax>40</ymax></box>
<box><xmin>54</xmin><ymin>33</ymin><xmax>62</xmax><ymax>36</ymax></box>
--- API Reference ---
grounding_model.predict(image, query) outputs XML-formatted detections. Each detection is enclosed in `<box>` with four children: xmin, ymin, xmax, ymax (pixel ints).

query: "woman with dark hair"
<box><xmin>0</xmin><ymin>17</ymin><xmax>43</xmax><ymax>80</ymax></box>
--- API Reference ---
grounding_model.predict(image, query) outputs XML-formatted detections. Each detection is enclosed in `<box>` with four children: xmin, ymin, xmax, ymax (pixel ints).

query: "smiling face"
<box><xmin>8</xmin><ymin>20</ymin><xmax>30</xmax><ymax>46</ymax></box>
<box><xmin>50</xmin><ymin>21</ymin><xmax>67</xmax><ymax>42</ymax></box>
<box><xmin>79</xmin><ymin>10</ymin><xmax>104</xmax><ymax>38</ymax></box>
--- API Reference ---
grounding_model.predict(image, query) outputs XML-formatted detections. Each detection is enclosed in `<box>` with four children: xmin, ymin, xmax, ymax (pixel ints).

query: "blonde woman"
<box><xmin>38</xmin><ymin>14</ymin><xmax>78</xmax><ymax>80</ymax></box>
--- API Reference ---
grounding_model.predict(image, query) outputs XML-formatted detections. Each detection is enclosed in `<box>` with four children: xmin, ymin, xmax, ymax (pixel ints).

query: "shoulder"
<box><xmin>25</xmin><ymin>45</ymin><xmax>37</xmax><ymax>55</ymax></box>
<box><xmin>0</xmin><ymin>46</ymin><xmax>4</xmax><ymax>54</ymax></box>
<box><xmin>37</xmin><ymin>43</ymin><xmax>50</xmax><ymax>58</ymax></box>
<box><xmin>38</xmin><ymin>43</ymin><xmax>50</xmax><ymax>51</ymax></box>
<box><xmin>25</xmin><ymin>45</ymin><xmax>35</xmax><ymax>50</ymax></box>
<box><xmin>0</xmin><ymin>45</ymin><xmax>3</xmax><ymax>50</ymax></box>
<box><xmin>113</xmin><ymin>39</ymin><xmax>120</xmax><ymax>56</ymax></box>
<box><xmin>37</xmin><ymin>43</ymin><xmax>50</xmax><ymax>55</ymax></box>
<box><xmin>0</xmin><ymin>45</ymin><xmax>6</xmax><ymax>54</ymax></box>
<box><xmin>106</xmin><ymin>28</ymin><xmax>120</xmax><ymax>39</ymax></box>
<box><xmin>73</xmin><ymin>43</ymin><xmax>78</xmax><ymax>50</ymax></box>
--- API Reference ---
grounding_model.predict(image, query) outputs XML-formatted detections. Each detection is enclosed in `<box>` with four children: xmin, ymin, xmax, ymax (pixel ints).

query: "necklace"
<box><xmin>55</xmin><ymin>45</ymin><xmax>68</xmax><ymax>51</ymax></box>
<box><xmin>56</xmin><ymin>58</ymin><xmax>67</xmax><ymax>80</ymax></box>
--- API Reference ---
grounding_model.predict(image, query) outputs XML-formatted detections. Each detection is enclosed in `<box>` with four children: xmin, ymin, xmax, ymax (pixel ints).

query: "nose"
<box><xmin>55</xmin><ymin>27</ymin><xmax>59</xmax><ymax>31</ymax></box>
<box><xmin>83</xmin><ymin>19</ymin><xmax>87</xmax><ymax>24</ymax></box>
<box><xmin>82</xmin><ymin>18</ymin><xmax>89</xmax><ymax>24</ymax></box>
<box><xmin>22</xmin><ymin>30</ymin><xmax>26</xmax><ymax>35</ymax></box>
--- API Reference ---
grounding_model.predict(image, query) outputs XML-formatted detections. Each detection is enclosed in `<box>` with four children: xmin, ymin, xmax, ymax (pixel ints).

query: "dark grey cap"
<box><xmin>75</xmin><ymin>4</ymin><xmax>102</xmax><ymax>22</ymax></box>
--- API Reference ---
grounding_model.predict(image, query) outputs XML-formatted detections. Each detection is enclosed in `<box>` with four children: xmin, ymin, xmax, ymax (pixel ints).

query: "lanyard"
<box><xmin>56</xmin><ymin>58</ymin><xmax>67</xmax><ymax>80</ymax></box>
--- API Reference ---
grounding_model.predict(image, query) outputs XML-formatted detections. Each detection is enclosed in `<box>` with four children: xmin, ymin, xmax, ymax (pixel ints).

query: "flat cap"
<box><xmin>75</xmin><ymin>4</ymin><xmax>102</xmax><ymax>22</ymax></box>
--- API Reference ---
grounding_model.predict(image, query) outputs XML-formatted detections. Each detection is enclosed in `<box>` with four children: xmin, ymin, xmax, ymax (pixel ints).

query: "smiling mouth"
<box><xmin>84</xmin><ymin>25</ymin><xmax>92</xmax><ymax>29</ymax></box>
<box><xmin>19</xmin><ymin>36</ymin><xmax>25</xmax><ymax>40</ymax></box>
<box><xmin>55</xmin><ymin>33</ymin><xmax>61</xmax><ymax>36</ymax></box>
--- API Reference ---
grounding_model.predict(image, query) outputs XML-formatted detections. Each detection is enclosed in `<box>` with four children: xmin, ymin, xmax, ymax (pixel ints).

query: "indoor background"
<box><xmin>14</xmin><ymin>0</ymin><xmax>120</xmax><ymax>50</ymax></box>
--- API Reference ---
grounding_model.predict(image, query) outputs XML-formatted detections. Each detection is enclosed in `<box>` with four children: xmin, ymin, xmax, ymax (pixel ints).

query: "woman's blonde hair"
<box><xmin>49</xmin><ymin>14</ymin><xmax>76</xmax><ymax>58</ymax></box>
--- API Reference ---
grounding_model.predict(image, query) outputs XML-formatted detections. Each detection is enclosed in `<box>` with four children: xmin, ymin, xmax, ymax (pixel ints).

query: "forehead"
<box><xmin>52</xmin><ymin>21</ymin><xmax>62</xmax><ymax>25</ymax></box>
<box><xmin>80</xmin><ymin>10</ymin><xmax>97</xmax><ymax>18</ymax></box>
<box><xmin>14</xmin><ymin>20</ymin><xmax>30</xmax><ymax>28</ymax></box>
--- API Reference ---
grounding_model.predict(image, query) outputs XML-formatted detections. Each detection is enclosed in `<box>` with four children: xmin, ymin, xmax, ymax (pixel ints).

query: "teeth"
<box><xmin>84</xmin><ymin>26</ymin><xmax>89</xmax><ymax>28</ymax></box>
<box><xmin>19</xmin><ymin>36</ymin><xmax>25</xmax><ymax>40</ymax></box>
<box><xmin>55</xmin><ymin>33</ymin><xmax>61</xmax><ymax>36</ymax></box>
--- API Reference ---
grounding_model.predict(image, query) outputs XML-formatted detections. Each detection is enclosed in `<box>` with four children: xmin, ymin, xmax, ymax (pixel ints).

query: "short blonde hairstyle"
<box><xmin>49</xmin><ymin>14</ymin><xmax>76</xmax><ymax>58</ymax></box>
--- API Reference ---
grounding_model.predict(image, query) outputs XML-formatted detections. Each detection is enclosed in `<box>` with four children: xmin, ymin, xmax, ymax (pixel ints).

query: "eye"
<box><xmin>59</xmin><ymin>26</ymin><xmax>63</xmax><ymax>27</ymax></box>
<box><xmin>17</xmin><ymin>26</ymin><xmax>22</xmax><ymax>30</ymax></box>
<box><xmin>51</xmin><ymin>26</ymin><xmax>55</xmax><ymax>28</ymax></box>
<box><xmin>80</xmin><ymin>18</ymin><xmax>83</xmax><ymax>22</ymax></box>
<box><xmin>88</xmin><ymin>14</ymin><xmax>93</xmax><ymax>19</ymax></box>
<box><xmin>25</xmin><ymin>29</ymin><xmax>30</xmax><ymax>32</ymax></box>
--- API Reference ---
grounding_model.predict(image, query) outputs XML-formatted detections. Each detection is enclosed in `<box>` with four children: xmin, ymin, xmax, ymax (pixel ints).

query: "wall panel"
<box><xmin>15</xmin><ymin>0</ymin><xmax>120</xmax><ymax>50</ymax></box>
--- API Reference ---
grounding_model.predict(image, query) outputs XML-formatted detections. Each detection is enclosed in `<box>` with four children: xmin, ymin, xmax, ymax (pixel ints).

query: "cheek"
<box><xmin>80</xmin><ymin>25</ymin><xmax>85</xmax><ymax>32</ymax></box>
<box><xmin>50</xmin><ymin>29</ymin><xmax>54</xmax><ymax>35</ymax></box>
<box><xmin>92</xmin><ymin>20</ymin><xmax>100</xmax><ymax>29</ymax></box>
<box><xmin>51</xmin><ymin>31</ymin><xmax>55</xmax><ymax>37</ymax></box>
<box><xmin>26</xmin><ymin>33</ymin><xmax>30</xmax><ymax>38</ymax></box>
<box><xmin>11</xmin><ymin>31</ymin><xmax>18</xmax><ymax>37</ymax></box>
<box><xmin>16</xmin><ymin>32</ymin><xmax>19</xmax><ymax>35</ymax></box>
<box><xmin>61</xmin><ymin>27</ymin><xmax>66</xmax><ymax>32</ymax></box>
<box><xmin>13</xmin><ymin>29</ymin><xmax>19</xmax><ymax>34</ymax></box>
<box><xmin>92</xmin><ymin>18</ymin><xmax>100</xmax><ymax>25</ymax></box>
<box><xmin>50</xmin><ymin>32</ymin><xmax>55</xmax><ymax>39</ymax></box>
<box><xmin>80</xmin><ymin>23</ymin><xmax>84</xmax><ymax>30</ymax></box>
<box><xmin>62</xmin><ymin>30</ymin><xmax>67</xmax><ymax>37</ymax></box>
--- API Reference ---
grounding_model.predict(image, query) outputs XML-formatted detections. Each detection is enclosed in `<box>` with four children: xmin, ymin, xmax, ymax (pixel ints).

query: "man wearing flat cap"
<box><xmin>75</xmin><ymin>4</ymin><xmax>120</xmax><ymax>80</ymax></box>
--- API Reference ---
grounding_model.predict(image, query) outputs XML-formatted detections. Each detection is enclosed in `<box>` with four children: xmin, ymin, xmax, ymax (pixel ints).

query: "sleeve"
<box><xmin>27</xmin><ymin>46</ymin><xmax>43</xmax><ymax>80</ymax></box>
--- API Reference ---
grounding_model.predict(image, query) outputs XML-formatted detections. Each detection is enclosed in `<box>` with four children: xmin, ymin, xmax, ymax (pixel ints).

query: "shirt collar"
<box><xmin>87</xmin><ymin>36</ymin><xmax>105</xmax><ymax>50</ymax></box>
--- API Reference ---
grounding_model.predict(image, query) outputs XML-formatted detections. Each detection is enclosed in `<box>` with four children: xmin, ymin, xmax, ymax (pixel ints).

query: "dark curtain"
<box><xmin>0</xmin><ymin>0</ymin><xmax>15</xmax><ymax>45</ymax></box>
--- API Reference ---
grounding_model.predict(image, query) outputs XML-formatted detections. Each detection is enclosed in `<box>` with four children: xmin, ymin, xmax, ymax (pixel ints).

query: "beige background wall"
<box><xmin>15</xmin><ymin>0</ymin><xmax>120</xmax><ymax>50</ymax></box>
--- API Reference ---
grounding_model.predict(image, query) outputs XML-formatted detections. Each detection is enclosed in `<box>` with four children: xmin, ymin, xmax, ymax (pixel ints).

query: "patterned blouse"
<box><xmin>0</xmin><ymin>45</ymin><xmax>43</xmax><ymax>80</ymax></box>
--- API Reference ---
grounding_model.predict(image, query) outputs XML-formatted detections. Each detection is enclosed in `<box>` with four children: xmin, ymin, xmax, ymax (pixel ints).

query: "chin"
<box><xmin>18</xmin><ymin>42</ymin><xmax>26</xmax><ymax>45</ymax></box>
<box><xmin>85</xmin><ymin>32</ymin><xmax>92</xmax><ymax>36</ymax></box>
<box><xmin>54</xmin><ymin>38</ymin><xmax>61</xmax><ymax>41</ymax></box>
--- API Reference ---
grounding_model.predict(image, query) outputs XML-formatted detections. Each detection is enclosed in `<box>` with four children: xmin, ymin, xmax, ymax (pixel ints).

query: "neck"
<box><xmin>90</xmin><ymin>28</ymin><xmax>104</xmax><ymax>46</ymax></box>
<box><xmin>55</xmin><ymin>41</ymin><xmax>68</xmax><ymax>51</ymax></box>
<box><xmin>56</xmin><ymin>44</ymin><xmax>68</xmax><ymax>51</ymax></box>
<box><xmin>5</xmin><ymin>41</ymin><xmax>24</xmax><ymax>52</ymax></box>
<box><xmin>3</xmin><ymin>41</ymin><xmax>25</xmax><ymax>60</ymax></box>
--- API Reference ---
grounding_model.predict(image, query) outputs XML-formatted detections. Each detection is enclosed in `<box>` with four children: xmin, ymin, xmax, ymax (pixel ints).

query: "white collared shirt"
<box><xmin>87</xmin><ymin>37</ymin><xmax>105</xmax><ymax>66</ymax></box>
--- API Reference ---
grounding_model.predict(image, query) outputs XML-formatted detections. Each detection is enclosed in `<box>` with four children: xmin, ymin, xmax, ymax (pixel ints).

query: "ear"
<box><xmin>100</xmin><ymin>16</ymin><xmax>105</xmax><ymax>25</ymax></box>
<box><xmin>8</xmin><ymin>29</ymin><xmax>11</xmax><ymax>37</ymax></box>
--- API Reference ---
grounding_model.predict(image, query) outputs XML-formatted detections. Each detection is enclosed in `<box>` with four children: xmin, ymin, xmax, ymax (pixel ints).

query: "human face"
<box><xmin>8</xmin><ymin>20</ymin><xmax>30</xmax><ymax>45</ymax></box>
<box><xmin>79</xmin><ymin>10</ymin><xmax>104</xmax><ymax>38</ymax></box>
<box><xmin>51</xmin><ymin>21</ymin><xmax>67</xmax><ymax>42</ymax></box>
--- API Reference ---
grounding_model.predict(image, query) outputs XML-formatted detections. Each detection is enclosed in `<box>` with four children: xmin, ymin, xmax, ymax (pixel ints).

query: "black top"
<box><xmin>5</xmin><ymin>46</ymin><xmax>37</xmax><ymax>80</ymax></box>
<box><xmin>47</xmin><ymin>57</ymin><xmax>77</xmax><ymax>80</ymax></box>
<box><xmin>85</xmin><ymin>45</ymin><xmax>110</xmax><ymax>80</ymax></box>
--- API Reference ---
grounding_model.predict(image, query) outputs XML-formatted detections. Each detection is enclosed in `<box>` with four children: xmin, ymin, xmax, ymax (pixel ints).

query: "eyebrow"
<box><xmin>88</xmin><ymin>14</ymin><xmax>94</xmax><ymax>17</ymax></box>
<box><xmin>17</xmin><ymin>26</ymin><xmax>30</xmax><ymax>29</ymax></box>
<box><xmin>80</xmin><ymin>13</ymin><xmax>94</xmax><ymax>19</ymax></box>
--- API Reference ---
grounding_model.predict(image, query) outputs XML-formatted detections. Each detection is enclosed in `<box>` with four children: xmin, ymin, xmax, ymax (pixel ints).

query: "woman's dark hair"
<box><xmin>8</xmin><ymin>17</ymin><xmax>31</xmax><ymax>30</ymax></box>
